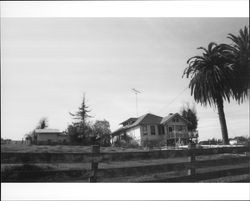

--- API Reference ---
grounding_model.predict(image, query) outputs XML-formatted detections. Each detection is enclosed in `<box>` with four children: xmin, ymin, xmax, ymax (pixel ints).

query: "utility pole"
<box><xmin>132</xmin><ymin>88</ymin><xmax>141</xmax><ymax>117</ymax></box>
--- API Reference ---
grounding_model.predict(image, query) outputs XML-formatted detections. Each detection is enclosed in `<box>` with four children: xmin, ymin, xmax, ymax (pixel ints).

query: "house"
<box><xmin>34</xmin><ymin>129</ymin><xmax>69</xmax><ymax>145</ymax></box>
<box><xmin>112</xmin><ymin>113</ymin><xmax>198</xmax><ymax>146</ymax></box>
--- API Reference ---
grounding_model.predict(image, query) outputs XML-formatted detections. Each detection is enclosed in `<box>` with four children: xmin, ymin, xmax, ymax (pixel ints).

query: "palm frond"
<box><xmin>183</xmin><ymin>42</ymin><xmax>237</xmax><ymax>107</ymax></box>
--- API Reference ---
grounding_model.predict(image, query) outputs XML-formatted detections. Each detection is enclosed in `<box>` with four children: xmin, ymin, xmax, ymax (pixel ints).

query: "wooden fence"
<box><xmin>1</xmin><ymin>146</ymin><xmax>250</xmax><ymax>182</ymax></box>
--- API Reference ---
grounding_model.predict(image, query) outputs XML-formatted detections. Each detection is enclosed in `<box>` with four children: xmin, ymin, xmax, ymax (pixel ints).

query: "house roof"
<box><xmin>112</xmin><ymin>113</ymin><xmax>163</xmax><ymax>136</ymax></box>
<box><xmin>111</xmin><ymin>127</ymin><xmax>128</xmax><ymax>136</ymax></box>
<box><xmin>160</xmin><ymin>113</ymin><xmax>174</xmax><ymax>124</ymax></box>
<box><xmin>132</xmin><ymin>113</ymin><xmax>163</xmax><ymax>126</ymax></box>
<box><xmin>35</xmin><ymin>129</ymin><xmax>61</xmax><ymax>134</ymax></box>
<box><xmin>119</xmin><ymin>117</ymin><xmax>138</xmax><ymax>125</ymax></box>
<box><xmin>161</xmin><ymin>113</ymin><xmax>190</xmax><ymax>124</ymax></box>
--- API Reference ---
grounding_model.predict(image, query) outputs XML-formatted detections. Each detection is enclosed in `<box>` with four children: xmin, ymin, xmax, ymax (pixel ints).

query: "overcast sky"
<box><xmin>1</xmin><ymin>18</ymin><xmax>249</xmax><ymax>140</ymax></box>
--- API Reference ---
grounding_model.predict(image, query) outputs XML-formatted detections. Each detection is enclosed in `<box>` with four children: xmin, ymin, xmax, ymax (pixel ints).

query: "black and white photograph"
<box><xmin>1</xmin><ymin>0</ymin><xmax>249</xmax><ymax>200</ymax></box>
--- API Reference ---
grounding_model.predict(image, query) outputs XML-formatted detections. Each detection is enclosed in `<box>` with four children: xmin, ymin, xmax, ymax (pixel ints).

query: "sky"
<box><xmin>1</xmin><ymin>18</ymin><xmax>249</xmax><ymax>141</ymax></box>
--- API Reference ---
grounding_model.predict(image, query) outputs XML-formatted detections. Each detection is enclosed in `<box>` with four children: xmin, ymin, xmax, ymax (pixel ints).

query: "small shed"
<box><xmin>35</xmin><ymin>129</ymin><xmax>69</xmax><ymax>145</ymax></box>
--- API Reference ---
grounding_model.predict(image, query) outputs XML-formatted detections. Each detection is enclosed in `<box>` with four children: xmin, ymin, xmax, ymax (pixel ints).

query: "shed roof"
<box><xmin>35</xmin><ymin>129</ymin><xmax>61</xmax><ymax>134</ymax></box>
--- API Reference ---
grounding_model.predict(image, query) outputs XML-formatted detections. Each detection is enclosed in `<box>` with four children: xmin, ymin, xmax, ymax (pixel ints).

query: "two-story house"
<box><xmin>112</xmin><ymin>113</ymin><xmax>197</xmax><ymax>146</ymax></box>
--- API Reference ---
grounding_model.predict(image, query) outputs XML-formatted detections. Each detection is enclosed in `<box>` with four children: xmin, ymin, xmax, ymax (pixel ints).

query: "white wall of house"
<box><xmin>112</xmin><ymin>135</ymin><xmax>120</xmax><ymax>143</ymax></box>
<box><xmin>123</xmin><ymin>125</ymin><xmax>165</xmax><ymax>145</ymax></box>
<box><xmin>126</xmin><ymin>126</ymin><xmax>141</xmax><ymax>145</ymax></box>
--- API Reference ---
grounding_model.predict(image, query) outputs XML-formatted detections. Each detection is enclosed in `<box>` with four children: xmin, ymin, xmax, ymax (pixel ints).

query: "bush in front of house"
<box><xmin>113</xmin><ymin>135</ymin><xmax>140</xmax><ymax>148</ymax></box>
<box><xmin>142</xmin><ymin>139</ymin><xmax>164</xmax><ymax>149</ymax></box>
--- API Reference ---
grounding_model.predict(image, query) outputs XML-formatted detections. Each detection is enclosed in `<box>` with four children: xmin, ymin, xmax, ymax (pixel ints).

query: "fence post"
<box><xmin>89</xmin><ymin>145</ymin><xmax>100</xmax><ymax>182</ymax></box>
<box><xmin>188</xmin><ymin>152</ymin><xmax>196</xmax><ymax>176</ymax></box>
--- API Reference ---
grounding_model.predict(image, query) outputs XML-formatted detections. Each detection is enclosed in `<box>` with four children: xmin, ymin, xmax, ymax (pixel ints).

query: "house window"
<box><xmin>168</xmin><ymin>126</ymin><xmax>173</xmax><ymax>132</ymax></box>
<box><xmin>173</xmin><ymin>117</ymin><xmax>179</xmax><ymax>123</ymax></box>
<box><xmin>150</xmin><ymin>126</ymin><xmax>156</xmax><ymax>135</ymax></box>
<box><xmin>177</xmin><ymin>125</ymin><xmax>183</xmax><ymax>131</ymax></box>
<box><xmin>142</xmin><ymin>125</ymin><xmax>148</xmax><ymax>135</ymax></box>
<box><xmin>158</xmin><ymin>125</ymin><xmax>164</xmax><ymax>135</ymax></box>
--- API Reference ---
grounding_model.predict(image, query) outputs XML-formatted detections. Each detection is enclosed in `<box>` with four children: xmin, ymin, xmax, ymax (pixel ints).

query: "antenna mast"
<box><xmin>132</xmin><ymin>88</ymin><xmax>141</xmax><ymax>117</ymax></box>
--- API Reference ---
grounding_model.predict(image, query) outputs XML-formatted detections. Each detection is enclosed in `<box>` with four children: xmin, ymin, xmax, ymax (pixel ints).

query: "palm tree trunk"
<box><xmin>216</xmin><ymin>97</ymin><xmax>229</xmax><ymax>144</ymax></box>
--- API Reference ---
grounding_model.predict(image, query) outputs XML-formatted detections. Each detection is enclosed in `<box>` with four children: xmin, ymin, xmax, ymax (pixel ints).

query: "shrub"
<box><xmin>142</xmin><ymin>139</ymin><xmax>163</xmax><ymax>148</ymax></box>
<box><xmin>113</xmin><ymin>136</ymin><xmax>139</xmax><ymax>148</ymax></box>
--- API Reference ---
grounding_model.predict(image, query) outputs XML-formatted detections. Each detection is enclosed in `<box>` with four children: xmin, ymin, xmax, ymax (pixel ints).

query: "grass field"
<box><xmin>1</xmin><ymin>144</ymin><xmax>146</xmax><ymax>153</ymax></box>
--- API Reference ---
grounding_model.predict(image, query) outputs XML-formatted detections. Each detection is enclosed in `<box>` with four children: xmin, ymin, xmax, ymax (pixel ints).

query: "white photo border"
<box><xmin>1</xmin><ymin>0</ymin><xmax>249</xmax><ymax>17</ymax></box>
<box><xmin>1</xmin><ymin>0</ymin><xmax>249</xmax><ymax>201</ymax></box>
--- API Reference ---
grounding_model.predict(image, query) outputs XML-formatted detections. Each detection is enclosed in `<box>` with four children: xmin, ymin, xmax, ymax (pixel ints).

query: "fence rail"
<box><xmin>1</xmin><ymin>146</ymin><xmax>250</xmax><ymax>182</ymax></box>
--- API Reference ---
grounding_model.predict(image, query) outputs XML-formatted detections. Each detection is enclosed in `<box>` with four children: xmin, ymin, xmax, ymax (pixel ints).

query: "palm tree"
<box><xmin>222</xmin><ymin>26</ymin><xmax>249</xmax><ymax>102</ymax></box>
<box><xmin>183</xmin><ymin>42</ymin><xmax>235</xmax><ymax>144</ymax></box>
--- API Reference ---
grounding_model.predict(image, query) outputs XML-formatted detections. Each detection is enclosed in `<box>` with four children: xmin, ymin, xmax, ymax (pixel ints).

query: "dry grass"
<box><xmin>1</xmin><ymin>144</ymin><xmax>145</xmax><ymax>153</ymax></box>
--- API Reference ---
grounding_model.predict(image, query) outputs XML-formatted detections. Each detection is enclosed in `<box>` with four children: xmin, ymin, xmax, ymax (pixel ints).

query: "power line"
<box><xmin>166</xmin><ymin>87</ymin><xmax>188</xmax><ymax>108</ymax></box>
<box><xmin>156</xmin><ymin>87</ymin><xmax>189</xmax><ymax>113</ymax></box>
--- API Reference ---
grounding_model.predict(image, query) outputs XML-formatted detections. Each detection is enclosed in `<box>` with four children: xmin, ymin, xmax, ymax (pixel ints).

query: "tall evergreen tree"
<box><xmin>69</xmin><ymin>95</ymin><xmax>91</xmax><ymax>123</ymax></box>
<box><xmin>67</xmin><ymin>94</ymin><xmax>92</xmax><ymax>144</ymax></box>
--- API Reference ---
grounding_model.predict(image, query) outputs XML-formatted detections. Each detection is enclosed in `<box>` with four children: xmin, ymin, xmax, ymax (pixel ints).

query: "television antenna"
<box><xmin>132</xmin><ymin>88</ymin><xmax>141</xmax><ymax>117</ymax></box>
